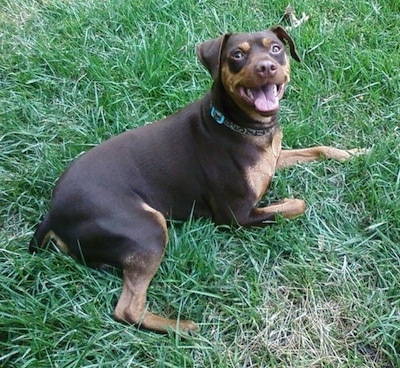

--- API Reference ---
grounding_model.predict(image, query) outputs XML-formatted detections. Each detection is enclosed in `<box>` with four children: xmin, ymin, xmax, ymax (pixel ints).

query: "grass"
<box><xmin>1</xmin><ymin>0</ymin><xmax>399</xmax><ymax>366</ymax></box>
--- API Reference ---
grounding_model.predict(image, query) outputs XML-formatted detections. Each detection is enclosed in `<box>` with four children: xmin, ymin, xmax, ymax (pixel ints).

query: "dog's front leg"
<box><xmin>236</xmin><ymin>198</ymin><xmax>306</xmax><ymax>227</ymax></box>
<box><xmin>277</xmin><ymin>147</ymin><xmax>366</xmax><ymax>168</ymax></box>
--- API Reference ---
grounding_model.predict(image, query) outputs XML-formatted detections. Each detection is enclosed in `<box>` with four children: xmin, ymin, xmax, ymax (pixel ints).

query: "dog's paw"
<box><xmin>178</xmin><ymin>320</ymin><xmax>199</xmax><ymax>335</ymax></box>
<box><xmin>325</xmin><ymin>147</ymin><xmax>370</xmax><ymax>161</ymax></box>
<box><xmin>346</xmin><ymin>148</ymin><xmax>370</xmax><ymax>157</ymax></box>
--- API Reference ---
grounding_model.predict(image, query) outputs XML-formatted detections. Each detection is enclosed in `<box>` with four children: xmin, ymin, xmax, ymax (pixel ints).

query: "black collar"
<box><xmin>210</xmin><ymin>105</ymin><xmax>273</xmax><ymax>137</ymax></box>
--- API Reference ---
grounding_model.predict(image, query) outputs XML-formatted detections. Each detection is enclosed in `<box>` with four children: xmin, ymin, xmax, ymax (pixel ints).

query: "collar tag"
<box><xmin>210</xmin><ymin>106</ymin><xmax>225</xmax><ymax>124</ymax></box>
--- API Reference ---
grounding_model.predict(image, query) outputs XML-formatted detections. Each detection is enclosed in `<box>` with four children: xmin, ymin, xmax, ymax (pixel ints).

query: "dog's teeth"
<box><xmin>246</xmin><ymin>89</ymin><xmax>254</xmax><ymax>99</ymax></box>
<box><xmin>273</xmin><ymin>85</ymin><xmax>278</xmax><ymax>96</ymax></box>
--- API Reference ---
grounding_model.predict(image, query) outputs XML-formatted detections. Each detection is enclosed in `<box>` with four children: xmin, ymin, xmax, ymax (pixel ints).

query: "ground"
<box><xmin>1</xmin><ymin>0</ymin><xmax>399</xmax><ymax>367</ymax></box>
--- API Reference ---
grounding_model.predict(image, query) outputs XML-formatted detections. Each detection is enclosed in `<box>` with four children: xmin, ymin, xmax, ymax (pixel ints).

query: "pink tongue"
<box><xmin>253</xmin><ymin>84</ymin><xmax>278</xmax><ymax>113</ymax></box>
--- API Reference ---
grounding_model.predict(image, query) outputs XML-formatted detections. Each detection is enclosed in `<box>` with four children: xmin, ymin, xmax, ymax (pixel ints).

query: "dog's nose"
<box><xmin>256</xmin><ymin>60</ymin><xmax>277</xmax><ymax>77</ymax></box>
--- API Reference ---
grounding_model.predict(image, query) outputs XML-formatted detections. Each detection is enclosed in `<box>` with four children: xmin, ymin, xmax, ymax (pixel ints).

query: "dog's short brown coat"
<box><xmin>30</xmin><ymin>26</ymin><xmax>362</xmax><ymax>333</ymax></box>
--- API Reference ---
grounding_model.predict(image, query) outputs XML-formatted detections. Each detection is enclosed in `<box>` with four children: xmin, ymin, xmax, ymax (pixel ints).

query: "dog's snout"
<box><xmin>256</xmin><ymin>60</ymin><xmax>277</xmax><ymax>77</ymax></box>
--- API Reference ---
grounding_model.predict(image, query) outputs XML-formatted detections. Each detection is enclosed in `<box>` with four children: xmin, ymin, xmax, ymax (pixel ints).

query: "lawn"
<box><xmin>1</xmin><ymin>0</ymin><xmax>399</xmax><ymax>367</ymax></box>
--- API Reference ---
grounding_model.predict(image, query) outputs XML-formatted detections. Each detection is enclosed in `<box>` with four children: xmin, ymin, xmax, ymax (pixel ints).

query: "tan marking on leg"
<box><xmin>48</xmin><ymin>230</ymin><xmax>70</xmax><ymax>254</ymax></box>
<box><xmin>114</xmin><ymin>203</ymin><xmax>198</xmax><ymax>334</ymax></box>
<box><xmin>277</xmin><ymin>146</ymin><xmax>368</xmax><ymax>169</ymax></box>
<box><xmin>140</xmin><ymin>203</ymin><xmax>168</xmax><ymax>240</ymax></box>
<box><xmin>255</xmin><ymin>198</ymin><xmax>306</xmax><ymax>221</ymax></box>
<box><xmin>114</xmin><ymin>266</ymin><xmax>198</xmax><ymax>334</ymax></box>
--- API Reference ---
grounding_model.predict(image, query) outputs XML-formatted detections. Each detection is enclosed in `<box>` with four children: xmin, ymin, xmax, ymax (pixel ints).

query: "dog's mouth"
<box><xmin>238</xmin><ymin>83</ymin><xmax>285</xmax><ymax>115</ymax></box>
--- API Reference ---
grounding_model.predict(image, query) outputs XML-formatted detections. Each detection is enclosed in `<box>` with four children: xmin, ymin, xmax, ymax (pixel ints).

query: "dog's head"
<box><xmin>197</xmin><ymin>26</ymin><xmax>300</xmax><ymax>122</ymax></box>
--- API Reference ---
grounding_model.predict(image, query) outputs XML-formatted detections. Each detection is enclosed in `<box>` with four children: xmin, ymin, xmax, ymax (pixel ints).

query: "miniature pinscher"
<box><xmin>30</xmin><ymin>26</ymin><xmax>363</xmax><ymax>334</ymax></box>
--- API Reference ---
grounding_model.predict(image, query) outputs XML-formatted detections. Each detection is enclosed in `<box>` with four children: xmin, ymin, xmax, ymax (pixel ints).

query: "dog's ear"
<box><xmin>196</xmin><ymin>34</ymin><xmax>231</xmax><ymax>80</ymax></box>
<box><xmin>270</xmin><ymin>25</ymin><xmax>301</xmax><ymax>62</ymax></box>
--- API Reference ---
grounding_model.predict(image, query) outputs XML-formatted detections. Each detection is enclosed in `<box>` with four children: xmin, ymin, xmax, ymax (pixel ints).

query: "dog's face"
<box><xmin>197</xmin><ymin>26</ymin><xmax>300</xmax><ymax>122</ymax></box>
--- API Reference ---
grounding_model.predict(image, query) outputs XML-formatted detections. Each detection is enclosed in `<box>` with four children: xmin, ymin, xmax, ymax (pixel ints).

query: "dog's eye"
<box><xmin>232</xmin><ymin>50</ymin><xmax>245</xmax><ymax>60</ymax></box>
<box><xmin>271</xmin><ymin>44</ymin><xmax>282</xmax><ymax>54</ymax></box>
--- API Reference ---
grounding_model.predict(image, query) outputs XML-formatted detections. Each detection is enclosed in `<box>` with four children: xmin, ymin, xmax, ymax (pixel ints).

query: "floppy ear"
<box><xmin>196</xmin><ymin>34</ymin><xmax>231</xmax><ymax>80</ymax></box>
<box><xmin>270</xmin><ymin>25</ymin><xmax>301</xmax><ymax>62</ymax></box>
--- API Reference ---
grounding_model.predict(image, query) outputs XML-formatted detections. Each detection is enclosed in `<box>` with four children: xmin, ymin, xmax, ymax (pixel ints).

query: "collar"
<box><xmin>210</xmin><ymin>105</ymin><xmax>273</xmax><ymax>137</ymax></box>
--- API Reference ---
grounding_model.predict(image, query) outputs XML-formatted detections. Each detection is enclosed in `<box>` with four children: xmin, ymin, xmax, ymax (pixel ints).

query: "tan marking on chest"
<box><xmin>245</xmin><ymin>132</ymin><xmax>282</xmax><ymax>201</ymax></box>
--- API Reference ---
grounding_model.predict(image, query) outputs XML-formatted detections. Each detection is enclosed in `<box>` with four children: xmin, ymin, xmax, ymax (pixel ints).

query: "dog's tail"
<box><xmin>29</xmin><ymin>215</ymin><xmax>51</xmax><ymax>253</ymax></box>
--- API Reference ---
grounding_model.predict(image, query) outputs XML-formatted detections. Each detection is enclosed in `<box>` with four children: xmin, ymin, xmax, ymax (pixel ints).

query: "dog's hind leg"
<box><xmin>113</xmin><ymin>203</ymin><xmax>198</xmax><ymax>334</ymax></box>
<box><xmin>29</xmin><ymin>215</ymin><xmax>51</xmax><ymax>253</ymax></box>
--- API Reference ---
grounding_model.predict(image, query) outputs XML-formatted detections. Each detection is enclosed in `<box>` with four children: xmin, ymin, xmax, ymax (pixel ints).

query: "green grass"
<box><xmin>1</xmin><ymin>0</ymin><xmax>399</xmax><ymax>366</ymax></box>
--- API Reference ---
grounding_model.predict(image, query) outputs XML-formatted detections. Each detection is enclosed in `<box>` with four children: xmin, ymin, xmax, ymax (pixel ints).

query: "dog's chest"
<box><xmin>245</xmin><ymin>132</ymin><xmax>282</xmax><ymax>200</ymax></box>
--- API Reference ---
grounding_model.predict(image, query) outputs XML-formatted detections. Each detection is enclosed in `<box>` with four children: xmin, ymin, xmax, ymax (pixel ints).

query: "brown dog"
<box><xmin>30</xmin><ymin>26</ymin><xmax>361</xmax><ymax>334</ymax></box>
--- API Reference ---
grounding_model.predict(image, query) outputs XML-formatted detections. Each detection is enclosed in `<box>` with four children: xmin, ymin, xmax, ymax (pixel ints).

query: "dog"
<box><xmin>30</xmin><ymin>26</ymin><xmax>362</xmax><ymax>334</ymax></box>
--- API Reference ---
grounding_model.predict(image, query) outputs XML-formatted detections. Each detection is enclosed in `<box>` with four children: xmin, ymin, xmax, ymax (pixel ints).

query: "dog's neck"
<box><xmin>210</xmin><ymin>105</ymin><xmax>275</xmax><ymax>137</ymax></box>
<box><xmin>210</xmin><ymin>81</ymin><xmax>279</xmax><ymax>136</ymax></box>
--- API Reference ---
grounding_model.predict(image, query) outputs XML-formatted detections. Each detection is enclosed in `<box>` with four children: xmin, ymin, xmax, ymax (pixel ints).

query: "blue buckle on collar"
<box><xmin>210</xmin><ymin>106</ymin><xmax>225</xmax><ymax>125</ymax></box>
